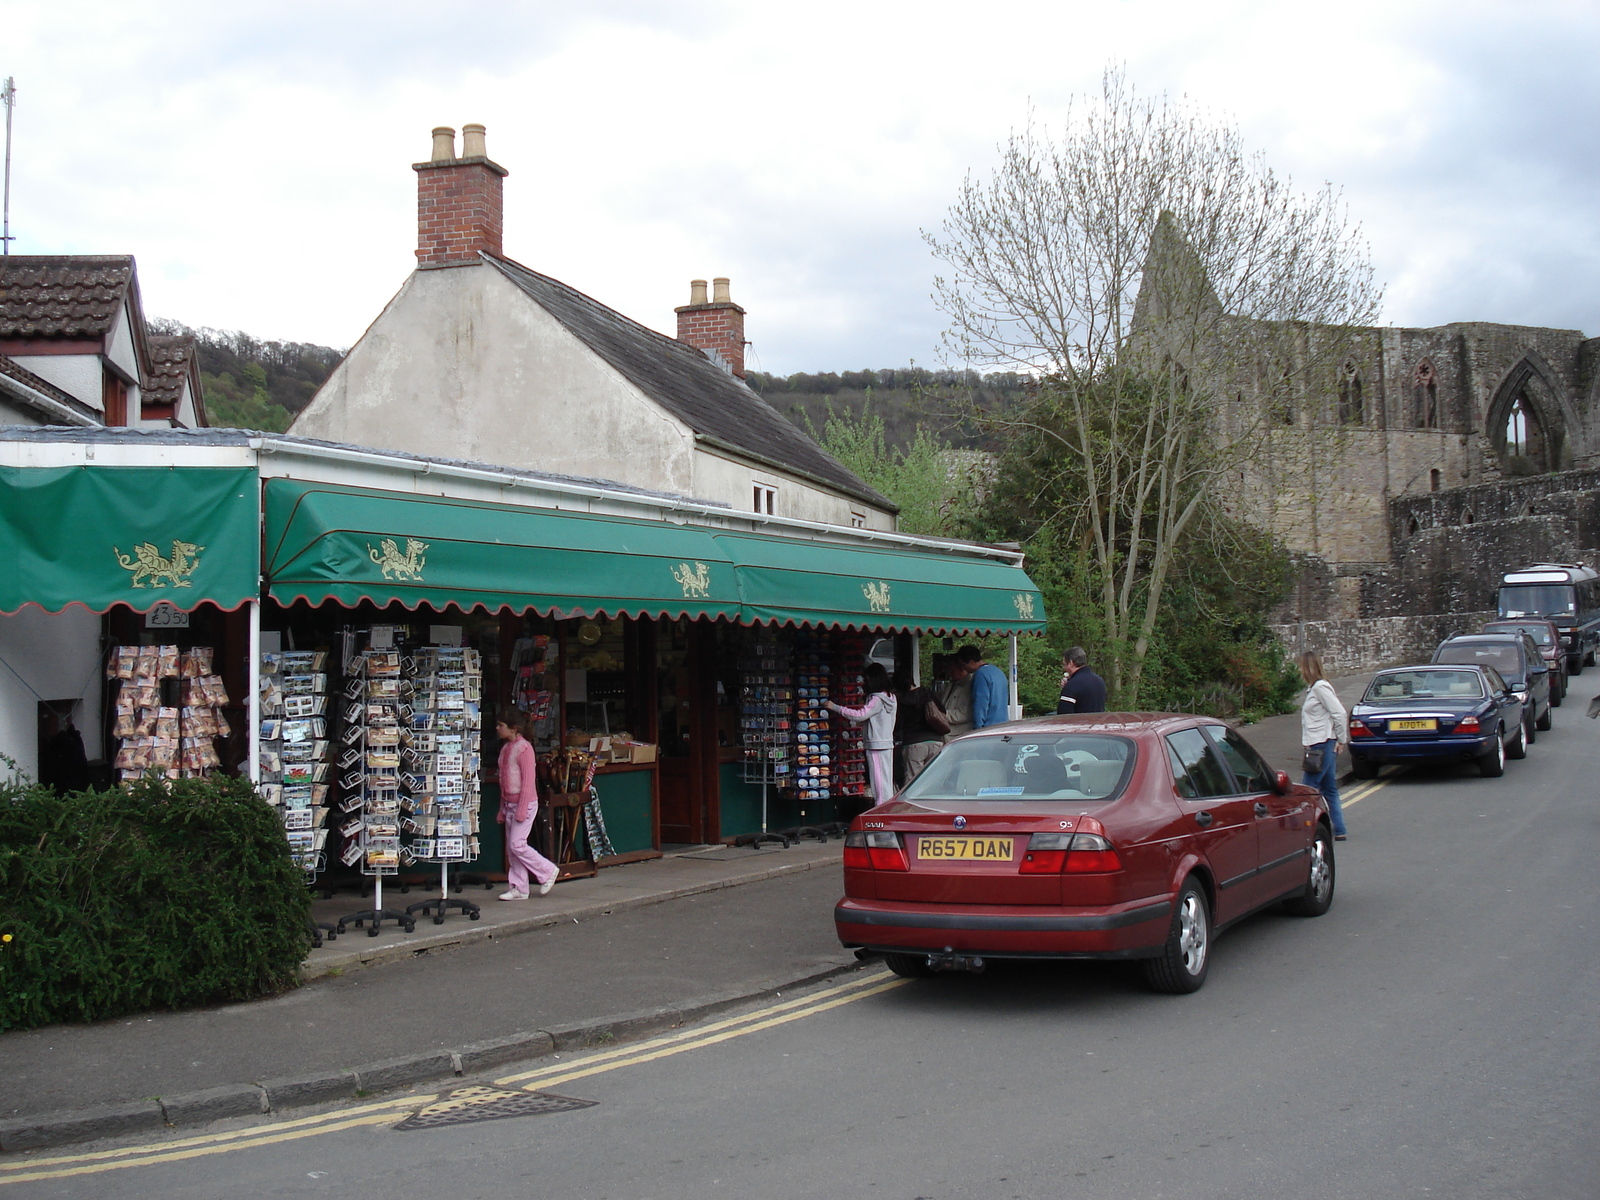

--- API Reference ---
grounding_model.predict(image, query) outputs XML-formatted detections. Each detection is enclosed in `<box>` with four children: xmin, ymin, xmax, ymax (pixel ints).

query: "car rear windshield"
<box><xmin>1435</xmin><ymin>643</ymin><xmax>1521</xmax><ymax>677</ymax></box>
<box><xmin>1485</xmin><ymin>623</ymin><xmax>1555</xmax><ymax>646</ymax></box>
<box><xmin>1365</xmin><ymin>670</ymin><xmax>1484</xmax><ymax>701</ymax></box>
<box><xmin>899</xmin><ymin>734</ymin><xmax>1135</xmax><ymax>802</ymax></box>
<box><xmin>1499</xmin><ymin>584</ymin><xmax>1574</xmax><ymax>618</ymax></box>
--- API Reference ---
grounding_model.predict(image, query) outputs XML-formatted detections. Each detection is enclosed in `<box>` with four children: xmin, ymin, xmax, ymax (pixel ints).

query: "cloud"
<box><xmin>5</xmin><ymin>0</ymin><xmax>1599</xmax><ymax>369</ymax></box>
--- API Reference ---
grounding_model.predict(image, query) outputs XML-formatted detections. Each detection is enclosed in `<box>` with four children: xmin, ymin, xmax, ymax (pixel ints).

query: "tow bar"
<box><xmin>926</xmin><ymin>952</ymin><xmax>986</xmax><ymax>974</ymax></box>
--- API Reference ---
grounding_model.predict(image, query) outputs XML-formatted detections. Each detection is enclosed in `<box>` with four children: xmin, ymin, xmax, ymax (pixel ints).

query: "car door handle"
<box><xmin>1194</xmin><ymin>811</ymin><xmax>1213</xmax><ymax>828</ymax></box>
<box><xmin>1254</xmin><ymin>802</ymin><xmax>1270</xmax><ymax>818</ymax></box>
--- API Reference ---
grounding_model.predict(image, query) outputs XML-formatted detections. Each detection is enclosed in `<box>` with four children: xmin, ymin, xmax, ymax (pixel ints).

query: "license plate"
<box><xmin>1390</xmin><ymin>718</ymin><xmax>1437</xmax><ymax>731</ymax></box>
<box><xmin>916</xmin><ymin>836</ymin><xmax>1014</xmax><ymax>861</ymax></box>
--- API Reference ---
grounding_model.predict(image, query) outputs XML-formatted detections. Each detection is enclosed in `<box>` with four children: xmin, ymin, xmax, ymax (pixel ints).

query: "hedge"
<box><xmin>0</xmin><ymin>774</ymin><xmax>311</xmax><ymax>1032</ymax></box>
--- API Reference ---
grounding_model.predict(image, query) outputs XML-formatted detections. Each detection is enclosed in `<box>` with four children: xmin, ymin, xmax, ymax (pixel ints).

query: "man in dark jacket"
<box><xmin>1057</xmin><ymin>646</ymin><xmax>1107</xmax><ymax>715</ymax></box>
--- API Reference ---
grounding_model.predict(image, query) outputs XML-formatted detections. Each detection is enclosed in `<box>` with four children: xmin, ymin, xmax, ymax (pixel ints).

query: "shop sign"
<box><xmin>862</xmin><ymin>580</ymin><xmax>892</xmax><ymax>613</ymax></box>
<box><xmin>1014</xmin><ymin>593</ymin><xmax>1037</xmax><ymax>620</ymax></box>
<box><xmin>671</xmin><ymin>560</ymin><xmax>712</xmax><ymax>598</ymax></box>
<box><xmin>144</xmin><ymin>601</ymin><xmax>191</xmax><ymax>629</ymax></box>
<box><xmin>368</xmin><ymin>537</ymin><xmax>429</xmax><ymax>581</ymax></box>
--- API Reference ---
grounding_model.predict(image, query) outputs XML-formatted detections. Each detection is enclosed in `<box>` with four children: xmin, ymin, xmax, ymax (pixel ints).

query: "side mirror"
<box><xmin>1274</xmin><ymin>770</ymin><xmax>1291</xmax><ymax>795</ymax></box>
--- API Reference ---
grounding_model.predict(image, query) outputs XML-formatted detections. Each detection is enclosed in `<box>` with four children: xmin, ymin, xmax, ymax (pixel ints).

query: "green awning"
<box><xmin>712</xmin><ymin>530</ymin><xmax>1044</xmax><ymax>635</ymax></box>
<box><xmin>0</xmin><ymin>466</ymin><xmax>259</xmax><ymax>615</ymax></box>
<box><xmin>264</xmin><ymin>478</ymin><xmax>742</xmax><ymax>620</ymax></box>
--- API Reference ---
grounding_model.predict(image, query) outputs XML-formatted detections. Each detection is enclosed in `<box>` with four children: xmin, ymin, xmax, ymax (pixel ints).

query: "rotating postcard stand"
<box><xmin>338</xmin><ymin>648</ymin><xmax>415</xmax><ymax>936</ymax></box>
<box><xmin>403</xmin><ymin>645</ymin><xmax>485</xmax><ymax>925</ymax></box>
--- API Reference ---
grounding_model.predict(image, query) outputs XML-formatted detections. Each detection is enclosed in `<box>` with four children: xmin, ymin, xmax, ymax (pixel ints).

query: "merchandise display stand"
<box><xmin>406</xmin><ymin>860</ymin><xmax>481</xmax><ymax>925</ymax></box>
<box><xmin>110</xmin><ymin>644</ymin><xmax>232</xmax><ymax>785</ymax></box>
<box><xmin>789</xmin><ymin>630</ymin><xmax>832</xmax><ymax>843</ymax></box>
<box><xmin>543</xmin><ymin>749</ymin><xmax>599</xmax><ymax>879</ymax></box>
<box><xmin>737</xmin><ymin>635</ymin><xmax>793</xmax><ymax>849</ymax></box>
<box><xmin>337</xmin><ymin>640</ymin><xmax>415</xmax><ymax>936</ymax></box>
<box><xmin>256</xmin><ymin>648</ymin><xmax>335</xmax><ymax>941</ymax></box>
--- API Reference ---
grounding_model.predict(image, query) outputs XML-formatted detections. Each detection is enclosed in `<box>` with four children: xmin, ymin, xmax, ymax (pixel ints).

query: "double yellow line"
<box><xmin>1341</xmin><ymin>771</ymin><xmax>1394</xmax><ymax>809</ymax></box>
<box><xmin>0</xmin><ymin>969</ymin><xmax>902</xmax><ymax>1187</ymax></box>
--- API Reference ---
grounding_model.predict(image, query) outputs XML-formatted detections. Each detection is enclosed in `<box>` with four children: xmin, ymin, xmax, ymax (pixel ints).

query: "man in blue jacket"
<box><xmin>956</xmin><ymin>645</ymin><xmax>1010</xmax><ymax>728</ymax></box>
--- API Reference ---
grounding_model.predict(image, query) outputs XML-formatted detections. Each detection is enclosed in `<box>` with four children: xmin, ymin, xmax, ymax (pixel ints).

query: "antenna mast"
<box><xmin>2</xmin><ymin>77</ymin><xmax>14</xmax><ymax>255</ymax></box>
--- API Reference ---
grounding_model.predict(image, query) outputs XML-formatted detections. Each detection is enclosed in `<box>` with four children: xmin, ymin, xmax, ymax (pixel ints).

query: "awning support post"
<box><xmin>1008</xmin><ymin>632</ymin><xmax>1021</xmax><ymax>721</ymax></box>
<box><xmin>247</xmin><ymin>598</ymin><xmax>261</xmax><ymax>786</ymax></box>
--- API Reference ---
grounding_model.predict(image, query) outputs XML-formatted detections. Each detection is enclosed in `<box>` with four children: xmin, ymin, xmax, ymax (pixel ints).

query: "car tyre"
<box><xmin>1536</xmin><ymin>703</ymin><xmax>1552</xmax><ymax>731</ymax></box>
<box><xmin>1525</xmin><ymin>713</ymin><xmax>1537</xmax><ymax>744</ymax></box>
<box><xmin>882</xmin><ymin>952</ymin><xmax>935</xmax><ymax>979</ymax></box>
<box><xmin>1479</xmin><ymin>730</ymin><xmax>1507</xmax><ymax>776</ymax></box>
<box><xmin>1282</xmin><ymin>825</ymin><xmax>1336</xmax><ymax>918</ymax></box>
<box><xmin>1350</xmin><ymin>756</ymin><xmax>1378</xmax><ymax>780</ymax></box>
<box><xmin>1552</xmin><ymin>679</ymin><xmax>1564</xmax><ymax>706</ymax></box>
<box><xmin>1508</xmin><ymin>719</ymin><xmax>1529</xmax><ymax>758</ymax></box>
<box><xmin>1143</xmin><ymin>878</ymin><xmax>1211</xmax><ymax>994</ymax></box>
<box><xmin>1572</xmin><ymin>655</ymin><xmax>1584</xmax><ymax>677</ymax></box>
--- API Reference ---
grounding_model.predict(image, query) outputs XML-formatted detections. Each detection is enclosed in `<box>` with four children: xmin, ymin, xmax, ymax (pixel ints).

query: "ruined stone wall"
<box><xmin>1269</xmin><ymin>610</ymin><xmax>1498</xmax><ymax>676</ymax></box>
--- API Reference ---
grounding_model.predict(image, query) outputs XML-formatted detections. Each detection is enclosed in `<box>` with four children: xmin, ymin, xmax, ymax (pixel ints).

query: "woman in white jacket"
<box><xmin>1298</xmin><ymin>651</ymin><xmax>1349</xmax><ymax>841</ymax></box>
<box><xmin>827</xmin><ymin>663</ymin><xmax>899</xmax><ymax>805</ymax></box>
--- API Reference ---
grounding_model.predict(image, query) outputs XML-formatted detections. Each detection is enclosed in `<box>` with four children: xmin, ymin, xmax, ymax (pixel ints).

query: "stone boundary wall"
<box><xmin>1270</xmin><ymin>610</ymin><xmax>1498</xmax><ymax>676</ymax></box>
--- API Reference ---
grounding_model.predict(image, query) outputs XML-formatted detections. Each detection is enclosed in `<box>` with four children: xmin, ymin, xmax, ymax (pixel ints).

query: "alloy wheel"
<box><xmin>1307</xmin><ymin>838</ymin><xmax>1332</xmax><ymax>904</ymax></box>
<box><xmin>1178</xmin><ymin>892</ymin><xmax>1208</xmax><ymax>975</ymax></box>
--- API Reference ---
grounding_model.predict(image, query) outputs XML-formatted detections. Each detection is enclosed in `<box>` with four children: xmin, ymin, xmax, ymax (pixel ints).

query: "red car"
<box><xmin>836</xmin><ymin>714</ymin><xmax>1335</xmax><ymax>993</ymax></box>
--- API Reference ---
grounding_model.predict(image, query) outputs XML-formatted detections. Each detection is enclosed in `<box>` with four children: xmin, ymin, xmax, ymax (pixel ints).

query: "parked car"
<box><xmin>835</xmin><ymin>715</ymin><xmax>1335</xmax><ymax>995</ymax></box>
<box><xmin>1434</xmin><ymin>633</ymin><xmax>1551</xmax><ymax>737</ymax></box>
<box><xmin>1482</xmin><ymin>618</ymin><xmax>1566</xmax><ymax>705</ymax></box>
<box><xmin>1498</xmin><ymin>563</ymin><xmax>1600</xmax><ymax>675</ymax></box>
<box><xmin>1348</xmin><ymin>664</ymin><xmax>1526</xmax><ymax>779</ymax></box>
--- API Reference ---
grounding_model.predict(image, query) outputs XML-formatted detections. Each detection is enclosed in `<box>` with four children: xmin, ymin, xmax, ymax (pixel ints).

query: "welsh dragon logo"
<box><xmin>1014</xmin><ymin>593</ymin><xmax>1037</xmax><ymax>620</ymax></box>
<box><xmin>368</xmin><ymin>537</ymin><xmax>428</xmax><ymax>581</ymax></box>
<box><xmin>672</xmin><ymin>561</ymin><xmax>712</xmax><ymax>599</ymax></box>
<box><xmin>113</xmin><ymin>540</ymin><xmax>204</xmax><ymax>589</ymax></box>
<box><xmin>862</xmin><ymin>580</ymin><xmax>892</xmax><ymax>613</ymax></box>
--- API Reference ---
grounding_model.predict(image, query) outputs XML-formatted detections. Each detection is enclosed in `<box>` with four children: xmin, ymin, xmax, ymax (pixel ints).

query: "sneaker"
<box><xmin>498</xmin><ymin>889</ymin><xmax>529</xmax><ymax>901</ymax></box>
<box><xmin>1334</xmin><ymin>834</ymin><xmax>1348</xmax><ymax>842</ymax></box>
<box><xmin>538</xmin><ymin>877</ymin><xmax>556</xmax><ymax>896</ymax></box>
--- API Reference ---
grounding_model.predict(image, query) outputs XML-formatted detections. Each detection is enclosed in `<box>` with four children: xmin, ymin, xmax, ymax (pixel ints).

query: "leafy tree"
<box><xmin>927</xmin><ymin>68</ymin><xmax>1381</xmax><ymax>704</ymax></box>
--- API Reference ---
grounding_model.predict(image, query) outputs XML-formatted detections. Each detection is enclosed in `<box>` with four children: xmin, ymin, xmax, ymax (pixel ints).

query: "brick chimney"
<box><xmin>413</xmin><ymin>123</ymin><xmax>509</xmax><ymax>268</ymax></box>
<box><xmin>675</xmin><ymin>277</ymin><xmax>746</xmax><ymax>378</ymax></box>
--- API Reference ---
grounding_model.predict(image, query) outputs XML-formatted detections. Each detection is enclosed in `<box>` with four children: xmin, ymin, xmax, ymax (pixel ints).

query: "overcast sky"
<box><xmin>6</xmin><ymin>1</ymin><xmax>1599</xmax><ymax>374</ymax></box>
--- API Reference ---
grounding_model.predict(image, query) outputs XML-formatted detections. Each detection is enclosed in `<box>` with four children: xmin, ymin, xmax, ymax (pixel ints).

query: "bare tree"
<box><xmin>927</xmin><ymin>69</ymin><xmax>1382</xmax><ymax>702</ymax></box>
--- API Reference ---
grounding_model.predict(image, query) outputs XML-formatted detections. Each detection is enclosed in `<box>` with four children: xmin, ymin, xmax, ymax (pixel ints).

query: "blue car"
<box><xmin>1348</xmin><ymin>665</ymin><xmax>1526</xmax><ymax>779</ymax></box>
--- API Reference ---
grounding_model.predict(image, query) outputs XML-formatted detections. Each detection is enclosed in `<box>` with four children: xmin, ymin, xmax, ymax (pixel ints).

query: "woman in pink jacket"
<box><xmin>496</xmin><ymin>712</ymin><xmax>558</xmax><ymax>900</ymax></box>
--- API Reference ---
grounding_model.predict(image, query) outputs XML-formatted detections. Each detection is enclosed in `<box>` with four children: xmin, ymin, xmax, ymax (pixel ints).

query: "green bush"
<box><xmin>0</xmin><ymin>774</ymin><xmax>310</xmax><ymax>1031</ymax></box>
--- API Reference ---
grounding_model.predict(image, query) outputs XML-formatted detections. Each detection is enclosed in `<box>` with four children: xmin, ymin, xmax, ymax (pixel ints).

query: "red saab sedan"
<box><xmin>836</xmin><ymin>714</ymin><xmax>1335</xmax><ymax>993</ymax></box>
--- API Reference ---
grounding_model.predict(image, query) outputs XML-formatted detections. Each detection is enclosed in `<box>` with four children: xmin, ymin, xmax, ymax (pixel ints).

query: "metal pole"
<box><xmin>247</xmin><ymin>599</ymin><xmax>261</xmax><ymax>785</ymax></box>
<box><xmin>1008</xmin><ymin>633</ymin><xmax>1021</xmax><ymax>721</ymax></box>
<box><xmin>2</xmin><ymin>77</ymin><xmax>15</xmax><ymax>255</ymax></box>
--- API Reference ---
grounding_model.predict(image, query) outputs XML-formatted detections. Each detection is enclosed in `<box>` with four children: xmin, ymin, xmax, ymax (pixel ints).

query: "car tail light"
<box><xmin>1349</xmin><ymin>718</ymin><xmax>1372</xmax><ymax>738</ymax></box>
<box><xmin>1456</xmin><ymin>715</ymin><xmax>1480</xmax><ymax>733</ymax></box>
<box><xmin>843</xmin><ymin>830</ymin><xmax>907</xmax><ymax>871</ymax></box>
<box><xmin>1020</xmin><ymin>831</ymin><xmax>1122</xmax><ymax>874</ymax></box>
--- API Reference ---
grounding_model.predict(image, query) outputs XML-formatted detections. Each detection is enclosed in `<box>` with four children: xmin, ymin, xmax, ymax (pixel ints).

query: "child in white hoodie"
<box><xmin>827</xmin><ymin>663</ymin><xmax>899</xmax><ymax>805</ymax></box>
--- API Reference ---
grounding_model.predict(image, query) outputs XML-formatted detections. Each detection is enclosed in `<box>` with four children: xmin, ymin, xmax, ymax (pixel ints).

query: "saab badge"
<box><xmin>953</xmin><ymin>815</ymin><xmax>967</xmax><ymax>829</ymax></box>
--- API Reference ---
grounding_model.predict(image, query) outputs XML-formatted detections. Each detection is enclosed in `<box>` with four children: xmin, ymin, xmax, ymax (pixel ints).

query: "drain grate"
<box><xmin>394</xmin><ymin>1085</ymin><xmax>597</xmax><ymax>1131</ymax></box>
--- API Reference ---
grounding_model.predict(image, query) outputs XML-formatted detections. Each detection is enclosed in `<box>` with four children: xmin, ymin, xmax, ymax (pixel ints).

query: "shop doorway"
<box><xmin>656</xmin><ymin>619</ymin><xmax>718</xmax><ymax>845</ymax></box>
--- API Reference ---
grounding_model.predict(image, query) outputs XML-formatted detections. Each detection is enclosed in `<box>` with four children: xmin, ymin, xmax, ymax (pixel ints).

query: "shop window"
<box><xmin>753</xmin><ymin>484</ymin><xmax>776</xmax><ymax>515</ymax></box>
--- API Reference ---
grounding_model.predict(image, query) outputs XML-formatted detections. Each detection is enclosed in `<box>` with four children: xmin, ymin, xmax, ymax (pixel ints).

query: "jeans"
<box><xmin>1301</xmin><ymin>738</ymin><xmax>1347</xmax><ymax>837</ymax></box>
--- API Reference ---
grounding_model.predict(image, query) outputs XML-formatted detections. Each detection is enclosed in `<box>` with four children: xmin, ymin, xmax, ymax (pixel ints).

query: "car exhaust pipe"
<box><xmin>926</xmin><ymin>953</ymin><xmax>986</xmax><ymax>974</ymax></box>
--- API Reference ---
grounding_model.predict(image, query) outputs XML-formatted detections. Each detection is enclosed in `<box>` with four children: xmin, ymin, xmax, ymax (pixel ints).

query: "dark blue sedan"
<box><xmin>1348</xmin><ymin>665</ymin><xmax>1526</xmax><ymax>779</ymax></box>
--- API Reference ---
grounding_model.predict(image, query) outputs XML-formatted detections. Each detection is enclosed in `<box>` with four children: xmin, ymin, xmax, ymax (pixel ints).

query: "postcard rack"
<box><xmin>402</xmin><ymin>645</ymin><xmax>485</xmax><ymax>925</ymax></box>
<box><xmin>336</xmin><ymin>644</ymin><xmax>415</xmax><ymax>936</ymax></box>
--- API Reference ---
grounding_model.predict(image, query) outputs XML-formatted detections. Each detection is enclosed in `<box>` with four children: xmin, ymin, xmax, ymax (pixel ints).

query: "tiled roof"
<box><xmin>0</xmin><ymin>255</ymin><xmax>136</xmax><ymax>339</ymax></box>
<box><xmin>144</xmin><ymin>334</ymin><xmax>195</xmax><ymax>412</ymax></box>
<box><xmin>485</xmin><ymin>254</ymin><xmax>895</xmax><ymax>512</ymax></box>
<box><xmin>0</xmin><ymin>353</ymin><xmax>101</xmax><ymax>423</ymax></box>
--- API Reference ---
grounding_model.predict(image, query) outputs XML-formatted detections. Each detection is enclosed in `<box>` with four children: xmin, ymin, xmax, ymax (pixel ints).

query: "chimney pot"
<box><xmin>430</xmin><ymin>126</ymin><xmax>456</xmax><ymax>163</ymax></box>
<box><xmin>676</xmin><ymin>275</ymin><xmax>747</xmax><ymax>379</ymax></box>
<box><xmin>712</xmin><ymin>277</ymin><xmax>732</xmax><ymax>304</ymax></box>
<box><xmin>461</xmin><ymin>123</ymin><xmax>487</xmax><ymax>159</ymax></box>
<box><xmin>689</xmin><ymin>279</ymin><xmax>709</xmax><ymax>306</ymax></box>
<box><xmin>414</xmin><ymin>124</ymin><xmax>508</xmax><ymax>266</ymax></box>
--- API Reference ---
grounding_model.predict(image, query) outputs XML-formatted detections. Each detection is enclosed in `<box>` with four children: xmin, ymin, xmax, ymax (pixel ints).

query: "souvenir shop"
<box><xmin>0</xmin><ymin>430</ymin><xmax>1045</xmax><ymax>909</ymax></box>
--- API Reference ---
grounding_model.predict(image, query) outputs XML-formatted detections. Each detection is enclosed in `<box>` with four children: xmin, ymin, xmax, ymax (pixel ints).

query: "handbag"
<box><xmin>1301</xmin><ymin>743</ymin><xmax>1325</xmax><ymax>775</ymax></box>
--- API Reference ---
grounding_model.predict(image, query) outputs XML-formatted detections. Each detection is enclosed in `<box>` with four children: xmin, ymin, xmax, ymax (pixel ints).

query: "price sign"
<box><xmin>145</xmin><ymin>602</ymin><xmax>190</xmax><ymax>629</ymax></box>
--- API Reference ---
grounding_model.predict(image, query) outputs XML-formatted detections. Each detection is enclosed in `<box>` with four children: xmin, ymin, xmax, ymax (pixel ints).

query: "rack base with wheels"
<box><xmin>405</xmin><ymin>861</ymin><xmax>482</xmax><ymax>925</ymax></box>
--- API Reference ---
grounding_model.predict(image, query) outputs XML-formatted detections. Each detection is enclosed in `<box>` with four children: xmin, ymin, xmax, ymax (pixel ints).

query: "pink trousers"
<box><xmin>867</xmin><ymin>747</ymin><xmax>894</xmax><ymax>805</ymax></box>
<box><xmin>504</xmin><ymin>808</ymin><xmax>559</xmax><ymax>892</ymax></box>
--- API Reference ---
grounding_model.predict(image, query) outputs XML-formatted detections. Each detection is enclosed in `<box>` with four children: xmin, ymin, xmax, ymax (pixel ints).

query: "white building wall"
<box><xmin>0</xmin><ymin>607</ymin><xmax>104</xmax><ymax>780</ymax></box>
<box><xmin>8</xmin><ymin>355</ymin><xmax>102</xmax><ymax>410</ymax></box>
<box><xmin>291</xmin><ymin>265</ymin><xmax>700</xmax><ymax>496</ymax></box>
<box><xmin>0</xmin><ymin>397</ymin><xmax>47</xmax><ymax>426</ymax></box>
<box><xmin>691</xmin><ymin>445</ymin><xmax>894</xmax><ymax>529</ymax></box>
<box><xmin>104</xmin><ymin>302</ymin><xmax>142</xmax><ymax>422</ymax></box>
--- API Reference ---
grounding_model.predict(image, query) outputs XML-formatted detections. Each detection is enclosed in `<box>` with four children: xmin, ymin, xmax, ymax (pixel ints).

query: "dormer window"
<box><xmin>753</xmin><ymin>483</ymin><xmax>776</xmax><ymax>515</ymax></box>
<box><xmin>850</xmin><ymin>511</ymin><xmax>866</xmax><ymax>528</ymax></box>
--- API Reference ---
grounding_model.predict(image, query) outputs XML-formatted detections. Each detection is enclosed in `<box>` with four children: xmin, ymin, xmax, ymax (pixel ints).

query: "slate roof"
<box><xmin>0</xmin><ymin>353</ymin><xmax>101</xmax><ymax>423</ymax></box>
<box><xmin>0</xmin><ymin>255</ymin><xmax>137</xmax><ymax>339</ymax></box>
<box><xmin>485</xmin><ymin>254</ymin><xmax>895</xmax><ymax>512</ymax></box>
<box><xmin>144</xmin><ymin>334</ymin><xmax>197</xmax><ymax>414</ymax></box>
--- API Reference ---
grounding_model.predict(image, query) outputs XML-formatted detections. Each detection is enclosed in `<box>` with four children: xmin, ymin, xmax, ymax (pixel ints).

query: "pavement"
<box><xmin>0</xmin><ymin>676</ymin><xmax>1372</xmax><ymax>1155</ymax></box>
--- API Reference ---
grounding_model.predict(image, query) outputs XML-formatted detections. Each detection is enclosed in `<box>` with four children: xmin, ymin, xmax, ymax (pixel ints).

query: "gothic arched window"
<box><xmin>1338</xmin><ymin>364</ymin><xmax>1364</xmax><ymax>425</ymax></box>
<box><xmin>1413</xmin><ymin>360</ymin><xmax>1438</xmax><ymax>428</ymax></box>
